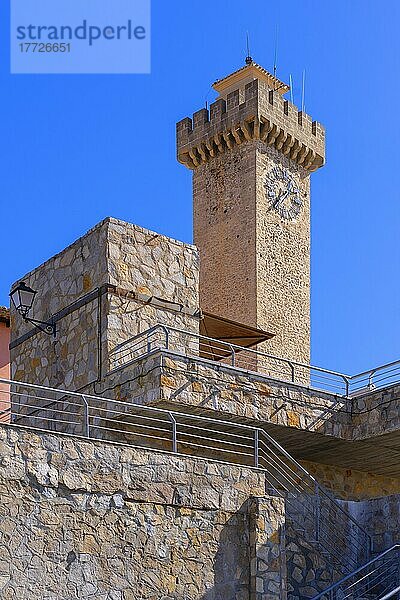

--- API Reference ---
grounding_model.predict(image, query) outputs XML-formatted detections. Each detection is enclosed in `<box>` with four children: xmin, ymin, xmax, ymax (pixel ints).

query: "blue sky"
<box><xmin>1</xmin><ymin>0</ymin><xmax>399</xmax><ymax>374</ymax></box>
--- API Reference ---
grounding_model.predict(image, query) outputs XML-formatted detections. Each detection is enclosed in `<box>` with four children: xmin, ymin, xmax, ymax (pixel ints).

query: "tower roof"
<box><xmin>213</xmin><ymin>61</ymin><xmax>290</xmax><ymax>98</ymax></box>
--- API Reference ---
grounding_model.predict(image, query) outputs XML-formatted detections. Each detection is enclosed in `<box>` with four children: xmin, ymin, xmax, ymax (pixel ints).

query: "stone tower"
<box><xmin>177</xmin><ymin>61</ymin><xmax>325</xmax><ymax>363</ymax></box>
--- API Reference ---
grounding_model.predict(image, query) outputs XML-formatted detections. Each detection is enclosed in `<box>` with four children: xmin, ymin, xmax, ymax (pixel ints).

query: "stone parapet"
<box><xmin>132</xmin><ymin>350</ymin><xmax>352</xmax><ymax>438</ymax></box>
<box><xmin>108</xmin><ymin>349</ymin><xmax>400</xmax><ymax>448</ymax></box>
<box><xmin>177</xmin><ymin>78</ymin><xmax>325</xmax><ymax>172</ymax></box>
<box><xmin>0</xmin><ymin>422</ymin><xmax>289</xmax><ymax>599</ymax></box>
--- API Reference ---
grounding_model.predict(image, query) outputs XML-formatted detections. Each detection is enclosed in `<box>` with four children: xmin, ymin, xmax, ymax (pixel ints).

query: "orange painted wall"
<box><xmin>0</xmin><ymin>321</ymin><xmax>10</xmax><ymax>422</ymax></box>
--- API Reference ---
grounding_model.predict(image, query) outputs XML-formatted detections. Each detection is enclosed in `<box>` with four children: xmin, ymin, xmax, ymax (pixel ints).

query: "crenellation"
<box><xmin>283</xmin><ymin>97</ymin><xmax>296</xmax><ymax>118</ymax></box>
<box><xmin>271</xmin><ymin>88</ymin><xmax>286</xmax><ymax>113</ymax></box>
<box><xmin>244</xmin><ymin>78</ymin><xmax>259</xmax><ymax>101</ymax></box>
<box><xmin>176</xmin><ymin>116</ymin><xmax>192</xmax><ymax>147</ymax></box>
<box><xmin>226</xmin><ymin>88</ymin><xmax>242</xmax><ymax>109</ymax></box>
<box><xmin>209</xmin><ymin>97</ymin><xmax>226</xmax><ymax>122</ymax></box>
<box><xmin>298</xmin><ymin>111</ymin><xmax>312</xmax><ymax>130</ymax></box>
<box><xmin>193</xmin><ymin>107</ymin><xmax>209</xmax><ymax>128</ymax></box>
<box><xmin>177</xmin><ymin>65</ymin><xmax>325</xmax><ymax>172</ymax></box>
<box><xmin>312</xmin><ymin>119</ymin><xmax>326</xmax><ymax>142</ymax></box>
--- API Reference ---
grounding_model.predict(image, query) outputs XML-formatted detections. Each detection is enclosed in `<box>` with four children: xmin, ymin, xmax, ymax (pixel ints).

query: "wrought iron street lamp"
<box><xmin>10</xmin><ymin>281</ymin><xmax>56</xmax><ymax>337</ymax></box>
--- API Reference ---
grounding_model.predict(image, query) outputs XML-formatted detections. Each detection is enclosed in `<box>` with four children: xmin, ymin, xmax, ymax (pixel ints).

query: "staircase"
<box><xmin>85</xmin><ymin>394</ymin><xmax>374</xmax><ymax>594</ymax></box>
<box><xmin>254</xmin><ymin>428</ymin><xmax>373</xmax><ymax>596</ymax></box>
<box><xmin>311</xmin><ymin>545</ymin><xmax>400</xmax><ymax>599</ymax></box>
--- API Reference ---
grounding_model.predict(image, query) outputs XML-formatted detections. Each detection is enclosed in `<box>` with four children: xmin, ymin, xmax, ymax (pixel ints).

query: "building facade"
<box><xmin>2</xmin><ymin>62</ymin><xmax>400</xmax><ymax>600</ymax></box>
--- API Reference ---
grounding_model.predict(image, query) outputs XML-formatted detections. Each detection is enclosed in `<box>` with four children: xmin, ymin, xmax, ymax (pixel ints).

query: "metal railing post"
<box><xmin>81</xmin><ymin>395</ymin><xmax>90</xmax><ymax>438</ymax></box>
<box><xmin>344</xmin><ymin>376</ymin><xmax>350</xmax><ymax>397</ymax></box>
<box><xmin>368</xmin><ymin>369</ymin><xmax>376</xmax><ymax>389</ymax></box>
<box><xmin>169</xmin><ymin>413</ymin><xmax>177</xmax><ymax>453</ymax></box>
<box><xmin>164</xmin><ymin>326</ymin><xmax>170</xmax><ymax>350</ymax></box>
<box><xmin>289</xmin><ymin>362</ymin><xmax>295</xmax><ymax>383</ymax></box>
<box><xmin>315</xmin><ymin>482</ymin><xmax>320</xmax><ymax>542</ymax></box>
<box><xmin>231</xmin><ymin>346</ymin><xmax>236</xmax><ymax>367</ymax></box>
<box><xmin>147</xmin><ymin>330</ymin><xmax>152</xmax><ymax>354</ymax></box>
<box><xmin>254</xmin><ymin>429</ymin><xmax>259</xmax><ymax>468</ymax></box>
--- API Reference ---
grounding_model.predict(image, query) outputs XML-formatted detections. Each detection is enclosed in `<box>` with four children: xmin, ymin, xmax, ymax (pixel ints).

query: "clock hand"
<box><xmin>275</xmin><ymin>188</ymin><xmax>289</xmax><ymax>208</ymax></box>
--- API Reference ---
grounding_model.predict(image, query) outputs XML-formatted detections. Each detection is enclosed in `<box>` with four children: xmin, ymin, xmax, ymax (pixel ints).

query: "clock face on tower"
<box><xmin>264</xmin><ymin>166</ymin><xmax>303</xmax><ymax>221</ymax></box>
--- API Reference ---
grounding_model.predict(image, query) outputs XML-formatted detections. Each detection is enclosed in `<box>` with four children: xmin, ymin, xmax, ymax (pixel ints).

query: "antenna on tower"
<box><xmin>204</xmin><ymin>85</ymin><xmax>213</xmax><ymax>111</ymax></box>
<box><xmin>273</xmin><ymin>26</ymin><xmax>278</xmax><ymax>79</ymax></box>
<box><xmin>301</xmin><ymin>69</ymin><xmax>306</xmax><ymax>113</ymax></box>
<box><xmin>289</xmin><ymin>74</ymin><xmax>294</xmax><ymax>104</ymax></box>
<box><xmin>245</xmin><ymin>31</ymin><xmax>252</xmax><ymax>64</ymax></box>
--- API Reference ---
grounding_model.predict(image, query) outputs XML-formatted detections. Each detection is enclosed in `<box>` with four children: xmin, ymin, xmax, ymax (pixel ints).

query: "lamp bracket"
<box><xmin>23</xmin><ymin>316</ymin><xmax>56</xmax><ymax>337</ymax></box>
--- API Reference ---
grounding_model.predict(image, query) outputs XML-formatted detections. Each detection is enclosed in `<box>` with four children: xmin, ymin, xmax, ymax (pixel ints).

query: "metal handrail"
<box><xmin>351</xmin><ymin>359</ymin><xmax>400</xmax><ymax>383</ymax></box>
<box><xmin>259</xmin><ymin>429</ymin><xmax>372</xmax><ymax>546</ymax></box>
<box><xmin>109</xmin><ymin>324</ymin><xmax>400</xmax><ymax>398</ymax></box>
<box><xmin>151</xmin><ymin>324</ymin><xmax>350</xmax><ymax>380</ymax></box>
<box><xmin>109</xmin><ymin>324</ymin><xmax>351</xmax><ymax>395</ymax></box>
<box><xmin>311</xmin><ymin>545</ymin><xmax>400</xmax><ymax>599</ymax></box>
<box><xmin>111</xmin><ymin>324</ymin><xmax>170</xmax><ymax>353</ymax></box>
<box><xmin>0</xmin><ymin>376</ymin><xmax>277</xmax><ymax>432</ymax></box>
<box><xmin>379</xmin><ymin>585</ymin><xmax>400</xmax><ymax>600</ymax></box>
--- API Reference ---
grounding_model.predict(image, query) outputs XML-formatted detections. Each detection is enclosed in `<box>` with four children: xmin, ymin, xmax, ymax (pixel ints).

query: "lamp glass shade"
<box><xmin>10</xmin><ymin>282</ymin><xmax>37</xmax><ymax>317</ymax></box>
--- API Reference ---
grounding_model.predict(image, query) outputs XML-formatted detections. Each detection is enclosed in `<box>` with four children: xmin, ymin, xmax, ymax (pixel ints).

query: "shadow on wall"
<box><xmin>201</xmin><ymin>507</ymin><xmax>251</xmax><ymax>600</ymax></box>
<box><xmin>201</xmin><ymin>497</ymin><xmax>286</xmax><ymax>600</ymax></box>
<box><xmin>342</xmin><ymin>495</ymin><xmax>400</xmax><ymax>555</ymax></box>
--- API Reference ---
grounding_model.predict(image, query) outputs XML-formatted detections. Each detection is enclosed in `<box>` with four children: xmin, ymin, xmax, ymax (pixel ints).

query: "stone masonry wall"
<box><xmin>10</xmin><ymin>219</ymin><xmax>110</xmax><ymax>390</ymax></box>
<box><xmin>10</xmin><ymin>217</ymin><xmax>200</xmax><ymax>393</ymax></box>
<box><xmin>105</xmin><ymin>218</ymin><xmax>200</xmax><ymax>360</ymax></box>
<box><xmin>193</xmin><ymin>143</ymin><xmax>257</xmax><ymax>328</ymax></box>
<box><xmin>249</xmin><ymin>497</ymin><xmax>286</xmax><ymax>599</ymax></box>
<box><xmin>350</xmin><ymin>383</ymin><xmax>400</xmax><ymax>439</ymax></box>
<box><xmin>255</xmin><ymin>143</ymin><xmax>311</xmax><ymax>364</ymax></box>
<box><xmin>106</xmin><ymin>350</ymin><xmax>400</xmax><ymax>448</ymax></box>
<box><xmin>0</xmin><ymin>424</ymin><xmax>286</xmax><ymax>600</ymax></box>
<box><xmin>129</xmin><ymin>351</ymin><xmax>352</xmax><ymax>439</ymax></box>
<box><xmin>158</xmin><ymin>355</ymin><xmax>400</xmax><ymax>447</ymax></box>
<box><xmin>342</xmin><ymin>495</ymin><xmax>400</xmax><ymax>554</ymax></box>
<box><xmin>303</xmin><ymin>460</ymin><xmax>400</xmax><ymax>501</ymax></box>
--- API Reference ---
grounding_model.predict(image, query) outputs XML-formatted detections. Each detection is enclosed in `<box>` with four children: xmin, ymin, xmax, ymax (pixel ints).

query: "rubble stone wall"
<box><xmin>10</xmin><ymin>218</ymin><xmax>200</xmax><ymax>393</ymax></box>
<box><xmin>0</xmin><ymin>423</ymin><xmax>286</xmax><ymax>600</ymax></box>
<box><xmin>132</xmin><ymin>351</ymin><xmax>352</xmax><ymax>438</ymax></box>
<box><xmin>350</xmin><ymin>384</ymin><xmax>400</xmax><ymax>439</ymax></box>
<box><xmin>303</xmin><ymin>460</ymin><xmax>400</xmax><ymax>501</ymax></box>
<box><xmin>342</xmin><ymin>494</ymin><xmax>400</xmax><ymax>554</ymax></box>
<box><xmin>106</xmin><ymin>351</ymin><xmax>400</xmax><ymax>447</ymax></box>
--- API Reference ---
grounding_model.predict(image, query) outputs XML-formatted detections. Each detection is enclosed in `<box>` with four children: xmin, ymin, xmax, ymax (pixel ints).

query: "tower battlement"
<box><xmin>177</xmin><ymin>71</ymin><xmax>325</xmax><ymax>172</ymax></box>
